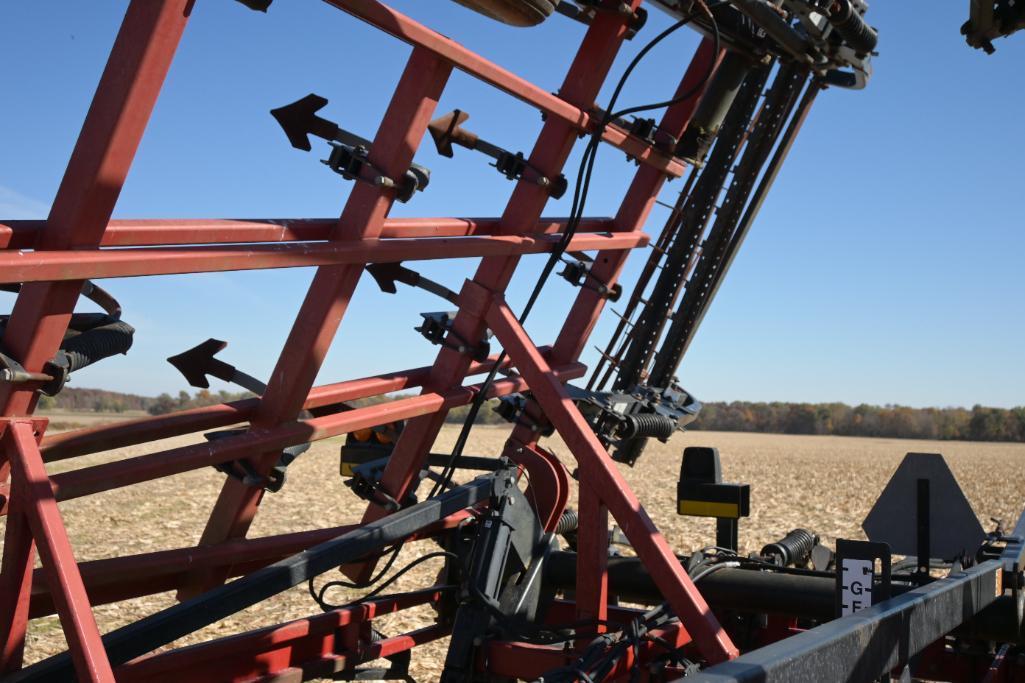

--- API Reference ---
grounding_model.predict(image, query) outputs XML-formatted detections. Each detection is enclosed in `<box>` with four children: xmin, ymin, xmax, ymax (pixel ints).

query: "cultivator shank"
<box><xmin>1</xmin><ymin>0</ymin><xmax>1023</xmax><ymax>681</ymax></box>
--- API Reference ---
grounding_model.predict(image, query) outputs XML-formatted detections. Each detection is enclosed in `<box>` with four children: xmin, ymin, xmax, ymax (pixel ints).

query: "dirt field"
<box><xmin>5</xmin><ymin>419</ymin><xmax>1024</xmax><ymax>679</ymax></box>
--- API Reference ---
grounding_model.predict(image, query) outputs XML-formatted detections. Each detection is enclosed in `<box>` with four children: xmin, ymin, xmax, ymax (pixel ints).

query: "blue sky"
<box><xmin>2</xmin><ymin>1</ymin><xmax>1023</xmax><ymax>408</ymax></box>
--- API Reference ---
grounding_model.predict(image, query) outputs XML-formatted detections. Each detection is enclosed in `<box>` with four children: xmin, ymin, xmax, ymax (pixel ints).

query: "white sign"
<box><xmin>840</xmin><ymin>558</ymin><xmax>874</xmax><ymax>616</ymax></box>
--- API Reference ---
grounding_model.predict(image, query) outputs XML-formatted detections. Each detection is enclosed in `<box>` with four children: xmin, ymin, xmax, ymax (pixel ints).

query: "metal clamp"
<box><xmin>272</xmin><ymin>93</ymin><xmax>430</xmax><ymax>203</ymax></box>
<box><xmin>322</xmin><ymin>141</ymin><xmax>428</xmax><ymax>203</ymax></box>
<box><xmin>0</xmin><ymin>351</ymin><xmax>53</xmax><ymax>386</ymax></box>
<box><xmin>415</xmin><ymin>311</ymin><xmax>491</xmax><ymax>362</ymax></box>
<box><xmin>428</xmin><ymin>110</ymin><xmax>568</xmax><ymax>198</ymax></box>
<box><xmin>559</xmin><ymin>255</ymin><xmax>622</xmax><ymax>301</ymax></box>
<box><xmin>494</xmin><ymin>393</ymin><xmax>554</xmax><ymax>436</ymax></box>
<box><xmin>557</xmin><ymin>0</ymin><xmax>648</xmax><ymax>38</ymax></box>
<box><xmin>205</xmin><ymin>429</ymin><xmax>308</xmax><ymax>493</ymax></box>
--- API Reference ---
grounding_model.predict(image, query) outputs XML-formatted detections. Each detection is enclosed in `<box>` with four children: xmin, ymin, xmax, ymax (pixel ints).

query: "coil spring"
<box><xmin>620</xmin><ymin>412</ymin><xmax>676</xmax><ymax>441</ymax></box>
<box><xmin>830</xmin><ymin>0</ymin><xmax>878</xmax><ymax>54</ymax></box>
<box><xmin>761</xmin><ymin>528</ymin><xmax>819</xmax><ymax>567</ymax></box>
<box><xmin>555</xmin><ymin>509</ymin><xmax>579</xmax><ymax>535</ymax></box>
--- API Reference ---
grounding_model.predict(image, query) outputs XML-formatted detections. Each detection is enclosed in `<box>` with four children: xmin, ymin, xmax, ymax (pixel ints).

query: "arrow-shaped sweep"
<box><xmin>271</xmin><ymin>93</ymin><xmax>430</xmax><ymax>202</ymax></box>
<box><xmin>270</xmin><ymin>93</ymin><xmax>370</xmax><ymax>152</ymax></box>
<box><xmin>166</xmin><ymin>339</ymin><xmax>268</xmax><ymax>395</ymax></box>
<box><xmin>428</xmin><ymin>109</ymin><xmax>567</xmax><ymax>198</ymax></box>
<box><xmin>366</xmin><ymin>262</ymin><xmax>459</xmax><ymax>304</ymax></box>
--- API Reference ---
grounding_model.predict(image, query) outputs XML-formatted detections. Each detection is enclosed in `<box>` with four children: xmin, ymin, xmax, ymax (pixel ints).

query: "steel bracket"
<box><xmin>415</xmin><ymin>311</ymin><xmax>491</xmax><ymax>362</ymax></box>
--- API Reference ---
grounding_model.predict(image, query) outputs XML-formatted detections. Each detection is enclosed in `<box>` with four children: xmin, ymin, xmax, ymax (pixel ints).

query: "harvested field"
<box><xmin>6</xmin><ymin>420</ymin><xmax>1024</xmax><ymax>680</ymax></box>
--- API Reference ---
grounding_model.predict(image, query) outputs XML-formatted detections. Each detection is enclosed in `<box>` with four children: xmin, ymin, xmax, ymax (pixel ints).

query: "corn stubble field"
<box><xmin>6</xmin><ymin>418</ymin><xmax>1024</xmax><ymax>680</ymax></box>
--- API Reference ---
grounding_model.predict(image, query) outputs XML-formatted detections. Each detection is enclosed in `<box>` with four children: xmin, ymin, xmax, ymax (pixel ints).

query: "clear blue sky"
<box><xmin>2</xmin><ymin>1</ymin><xmax>1023</xmax><ymax>408</ymax></box>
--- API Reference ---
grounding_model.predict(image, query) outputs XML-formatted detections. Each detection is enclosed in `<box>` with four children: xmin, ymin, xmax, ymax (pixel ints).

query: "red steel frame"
<box><xmin>0</xmin><ymin>0</ymin><xmax>740</xmax><ymax>680</ymax></box>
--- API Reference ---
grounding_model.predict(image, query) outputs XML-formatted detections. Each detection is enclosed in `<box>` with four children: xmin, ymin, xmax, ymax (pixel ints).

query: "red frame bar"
<box><xmin>0</xmin><ymin>231</ymin><xmax>646</xmax><ymax>284</ymax></box>
<box><xmin>486</xmin><ymin>298</ymin><xmax>737</xmax><ymax>663</ymax></box>
<box><xmin>2</xmin><ymin>420</ymin><xmax>114</xmax><ymax>681</ymax></box>
<box><xmin>0</xmin><ymin>216</ymin><xmax>614</xmax><ymax>249</ymax></box>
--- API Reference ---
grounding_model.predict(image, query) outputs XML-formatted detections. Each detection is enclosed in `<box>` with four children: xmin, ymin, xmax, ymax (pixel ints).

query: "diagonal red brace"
<box><xmin>1</xmin><ymin>421</ymin><xmax>114</xmax><ymax>681</ymax></box>
<box><xmin>484</xmin><ymin>297</ymin><xmax>738</xmax><ymax>665</ymax></box>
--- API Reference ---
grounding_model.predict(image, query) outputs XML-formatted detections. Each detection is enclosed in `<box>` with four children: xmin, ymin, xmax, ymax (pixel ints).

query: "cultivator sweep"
<box><xmin>0</xmin><ymin>1</ymin><xmax>1022</xmax><ymax>681</ymax></box>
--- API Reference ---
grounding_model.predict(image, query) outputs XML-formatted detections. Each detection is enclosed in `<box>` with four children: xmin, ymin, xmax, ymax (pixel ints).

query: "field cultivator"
<box><xmin>1</xmin><ymin>0</ymin><xmax>1023</xmax><ymax>681</ymax></box>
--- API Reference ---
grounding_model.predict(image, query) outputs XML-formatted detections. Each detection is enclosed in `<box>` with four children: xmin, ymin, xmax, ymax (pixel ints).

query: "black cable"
<box><xmin>534</xmin><ymin>603</ymin><xmax>672</xmax><ymax>682</ymax></box>
<box><xmin>310</xmin><ymin>551</ymin><xmax>459</xmax><ymax>612</ymax></box>
<box><xmin>306</xmin><ymin>544</ymin><xmax>402</xmax><ymax>610</ymax></box>
<box><xmin>431</xmin><ymin>3</ymin><xmax>721</xmax><ymax>500</ymax></box>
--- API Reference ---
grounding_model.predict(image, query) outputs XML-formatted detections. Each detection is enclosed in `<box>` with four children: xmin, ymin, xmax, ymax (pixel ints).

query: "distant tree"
<box><xmin>148</xmin><ymin>393</ymin><xmax>177</xmax><ymax>416</ymax></box>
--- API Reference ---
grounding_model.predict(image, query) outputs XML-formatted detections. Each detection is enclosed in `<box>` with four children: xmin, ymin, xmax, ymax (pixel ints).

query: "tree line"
<box><xmin>36</xmin><ymin>388</ymin><xmax>1025</xmax><ymax>443</ymax></box>
<box><xmin>690</xmin><ymin>401</ymin><xmax>1025</xmax><ymax>442</ymax></box>
<box><xmin>37</xmin><ymin>387</ymin><xmax>252</xmax><ymax>415</ymax></box>
<box><xmin>438</xmin><ymin>400</ymin><xmax>1025</xmax><ymax>442</ymax></box>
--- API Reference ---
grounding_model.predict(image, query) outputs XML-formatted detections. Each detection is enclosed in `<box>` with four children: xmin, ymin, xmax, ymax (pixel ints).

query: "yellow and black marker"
<box><xmin>677</xmin><ymin>446</ymin><xmax>750</xmax><ymax>549</ymax></box>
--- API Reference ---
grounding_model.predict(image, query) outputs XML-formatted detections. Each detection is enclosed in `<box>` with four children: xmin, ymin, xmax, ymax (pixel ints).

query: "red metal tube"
<box><xmin>0</xmin><ymin>1</ymin><xmax>193</xmax><ymax>674</ymax></box>
<box><xmin>0</xmin><ymin>231</ymin><xmax>647</xmax><ymax>284</ymax></box>
<box><xmin>4</xmin><ymin>421</ymin><xmax>114</xmax><ymax>681</ymax></box>
<box><xmin>0</xmin><ymin>216</ymin><xmax>615</xmax><ymax>249</ymax></box>
<box><xmin>0</xmin><ymin>475</ymin><xmax>34</xmax><ymax>672</ymax></box>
